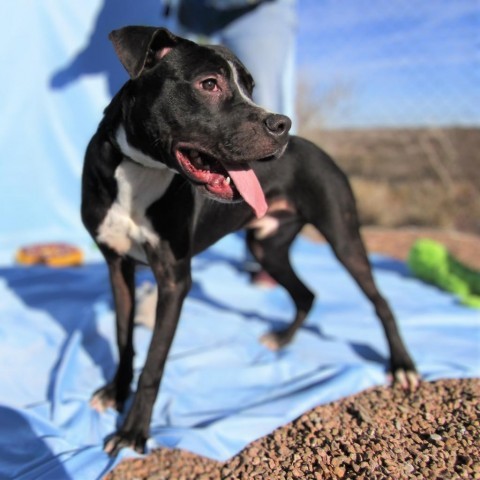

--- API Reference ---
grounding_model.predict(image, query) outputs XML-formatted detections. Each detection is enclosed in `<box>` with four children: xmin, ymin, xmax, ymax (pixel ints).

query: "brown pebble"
<box><xmin>334</xmin><ymin>466</ymin><xmax>345</xmax><ymax>478</ymax></box>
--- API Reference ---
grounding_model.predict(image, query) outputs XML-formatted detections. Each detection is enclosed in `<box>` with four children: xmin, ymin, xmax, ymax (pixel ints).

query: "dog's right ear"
<box><xmin>109</xmin><ymin>26</ymin><xmax>179</xmax><ymax>79</ymax></box>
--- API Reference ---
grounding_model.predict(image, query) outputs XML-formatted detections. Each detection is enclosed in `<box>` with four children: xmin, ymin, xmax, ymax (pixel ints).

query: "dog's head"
<box><xmin>109</xmin><ymin>26</ymin><xmax>291</xmax><ymax>217</ymax></box>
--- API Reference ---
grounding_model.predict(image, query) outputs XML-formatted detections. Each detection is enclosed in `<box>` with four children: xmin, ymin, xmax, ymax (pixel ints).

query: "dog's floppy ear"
<box><xmin>109</xmin><ymin>26</ymin><xmax>179</xmax><ymax>79</ymax></box>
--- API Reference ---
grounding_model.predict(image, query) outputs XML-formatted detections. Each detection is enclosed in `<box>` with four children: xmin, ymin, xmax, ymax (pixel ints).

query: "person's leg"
<box><xmin>220</xmin><ymin>0</ymin><xmax>297</xmax><ymax>283</ymax></box>
<box><xmin>220</xmin><ymin>0</ymin><xmax>297</xmax><ymax>129</ymax></box>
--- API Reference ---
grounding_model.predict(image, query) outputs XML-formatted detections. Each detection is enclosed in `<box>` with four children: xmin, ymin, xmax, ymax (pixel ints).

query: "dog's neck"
<box><xmin>114</xmin><ymin>125</ymin><xmax>176</xmax><ymax>173</ymax></box>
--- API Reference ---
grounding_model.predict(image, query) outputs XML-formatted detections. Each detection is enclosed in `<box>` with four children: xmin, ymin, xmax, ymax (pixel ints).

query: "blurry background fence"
<box><xmin>295</xmin><ymin>0</ymin><xmax>479</xmax><ymax>234</ymax></box>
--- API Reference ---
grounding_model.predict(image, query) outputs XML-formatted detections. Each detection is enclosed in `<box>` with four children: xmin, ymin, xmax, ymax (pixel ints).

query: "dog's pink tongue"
<box><xmin>227</xmin><ymin>167</ymin><xmax>268</xmax><ymax>218</ymax></box>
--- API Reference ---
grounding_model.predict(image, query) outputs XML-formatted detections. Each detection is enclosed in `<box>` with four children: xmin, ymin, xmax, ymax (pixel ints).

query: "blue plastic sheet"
<box><xmin>0</xmin><ymin>234</ymin><xmax>479</xmax><ymax>479</ymax></box>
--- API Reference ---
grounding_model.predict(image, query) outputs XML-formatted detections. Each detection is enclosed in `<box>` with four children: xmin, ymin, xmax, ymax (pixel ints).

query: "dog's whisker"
<box><xmin>151</xmin><ymin>137</ymin><xmax>163</xmax><ymax>148</ymax></box>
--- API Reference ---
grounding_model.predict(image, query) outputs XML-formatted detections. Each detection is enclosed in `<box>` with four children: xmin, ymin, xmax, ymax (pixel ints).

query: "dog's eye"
<box><xmin>201</xmin><ymin>79</ymin><xmax>218</xmax><ymax>92</ymax></box>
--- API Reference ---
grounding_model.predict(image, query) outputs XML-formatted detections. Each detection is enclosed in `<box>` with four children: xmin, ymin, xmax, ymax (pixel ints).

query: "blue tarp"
<box><xmin>1</xmin><ymin>234</ymin><xmax>479</xmax><ymax>479</ymax></box>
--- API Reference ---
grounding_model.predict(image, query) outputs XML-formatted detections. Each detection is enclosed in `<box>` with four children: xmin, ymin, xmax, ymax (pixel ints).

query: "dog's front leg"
<box><xmin>104</xmin><ymin>243</ymin><xmax>192</xmax><ymax>456</ymax></box>
<box><xmin>91</xmin><ymin>256</ymin><xmax>136</xmax><ymax>413</ymax></box>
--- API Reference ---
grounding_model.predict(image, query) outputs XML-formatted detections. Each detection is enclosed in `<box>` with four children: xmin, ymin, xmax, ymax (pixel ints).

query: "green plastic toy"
<box><xmin>408</xmin><ymin>238</ymin><xmax>480</xmax><ymax>308</ymax></box>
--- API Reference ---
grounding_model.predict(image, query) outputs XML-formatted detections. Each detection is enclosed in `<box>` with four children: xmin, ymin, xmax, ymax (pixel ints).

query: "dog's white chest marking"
<box><xmin>97</xmin><ymin>160</ymin><xmax>174</xmax><ymax>259</ymax></box>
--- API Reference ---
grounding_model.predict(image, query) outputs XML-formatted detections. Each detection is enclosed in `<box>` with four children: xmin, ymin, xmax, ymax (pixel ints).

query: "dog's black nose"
<box><xmin>264</xmin><ymin>114</ymin><xmax>291</xmax><ymax>137</ymax></box>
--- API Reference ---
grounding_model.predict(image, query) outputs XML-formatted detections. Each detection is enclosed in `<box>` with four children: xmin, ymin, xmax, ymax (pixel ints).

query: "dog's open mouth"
<box><xmin>175</xmin><ymin>148</ymin><xmax>267</xmax><ymax>218</ymax></box>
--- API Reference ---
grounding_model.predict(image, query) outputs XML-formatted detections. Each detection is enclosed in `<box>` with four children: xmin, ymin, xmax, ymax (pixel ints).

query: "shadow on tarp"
<box><xmin>188</xmin><ymin>274</ymin><xmax>388</xmax><ymax>368</ymax></box>
<box><xmin>1</xmin><ymin>264</ymin><xmax>116</xmax><ymax>406</ymax></box>
<box><xmin>0</xmin><ymin>406</ymin><xmax>71</xmax><ymax>480</ymax></box>
<box><xmin>50</xmin><ymin>0</ymin><xmax>162</xmax><ymax>97</ymax></box>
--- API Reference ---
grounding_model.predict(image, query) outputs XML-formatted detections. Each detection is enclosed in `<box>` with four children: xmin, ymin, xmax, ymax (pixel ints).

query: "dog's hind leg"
<box><xmin>247</xmin><ymin>214</ymin><xmax>315</xmax><ymax>350</ymax></box>
<box><xmin>91</xmin><ymin>255</ymin><xmax>136</xmax><ymax>412</ymax></box>
<box><xmin>327</xmin><ymin>228</ymin><xmax>418</xmax><ymax>389</ymax></box>
<box><xmin>310</xmin><ymin>189</ymin><xmax>419</xmax><ymax>390</ymax></box>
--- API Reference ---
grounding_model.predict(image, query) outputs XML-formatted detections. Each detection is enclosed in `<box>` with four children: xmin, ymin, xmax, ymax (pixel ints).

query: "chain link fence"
<box><xmin>295</xmin><ymin>1</ymin><xmax>480</xmax><ymax>234</ymax></box>
<box><xmin>296</xmin><ymin>0</ymin><xmax>479</xmax><ymax>129</ymax></box>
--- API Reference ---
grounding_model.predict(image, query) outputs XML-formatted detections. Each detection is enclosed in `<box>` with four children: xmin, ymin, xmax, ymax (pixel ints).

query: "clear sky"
<box><xmin>296</xmin><ymin>0</ymin><xmax>479</xmax><ymax>128</ymax></box>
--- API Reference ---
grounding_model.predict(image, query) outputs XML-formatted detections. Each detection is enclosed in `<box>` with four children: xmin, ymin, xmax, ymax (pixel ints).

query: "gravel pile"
<box><xmin>107</xmin><ymin>229</ymin><xmax>480</xmax><ymax>479</ymax></box>
<box><xmin>107</xmin><ymin>378</ymin><xmax>480</xmax><ymax>479</ymax></box>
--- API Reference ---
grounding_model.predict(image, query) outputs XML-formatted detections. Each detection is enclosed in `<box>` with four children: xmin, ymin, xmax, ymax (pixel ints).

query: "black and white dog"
<box><xmin>81</xmin><ymin>26</ymin><xmax>419</xmax><ymax>455</ymax></box>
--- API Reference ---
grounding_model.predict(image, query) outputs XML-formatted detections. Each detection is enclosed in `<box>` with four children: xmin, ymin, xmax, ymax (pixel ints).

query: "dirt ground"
<box><xmin>308</xmin><ymin>128</ymin><xmax>480</xmax><ymax>235</ymax></box>
<box><xmin>106</xmin><ymin>227</ymin><xmax>480</xmax><ymax>480</ymax></box>
<box><xmin>305</xmin><ymin>225</ymin><xmax>480</xmax><ymax>270</ymax></box>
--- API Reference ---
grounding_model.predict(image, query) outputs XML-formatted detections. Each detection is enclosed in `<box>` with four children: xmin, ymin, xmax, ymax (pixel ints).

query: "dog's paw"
<box><xmin>260</xmin><ymin>329</ymin><xmax>293</xmax><ymax>351</ymax></box>
<box><xmin>389</xmin><ymin>368</ymin><xmax>421</xmax><ymax>392</ymax></box>
<box><xmin>104</xmin><ymin>430</ymin><xmax>147</xmax><ymax>456</ymax></box>
<box><xmin>90</xmin><ymin>383</ymin><xmax>126</xmax><ymax>413</ymax></box>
